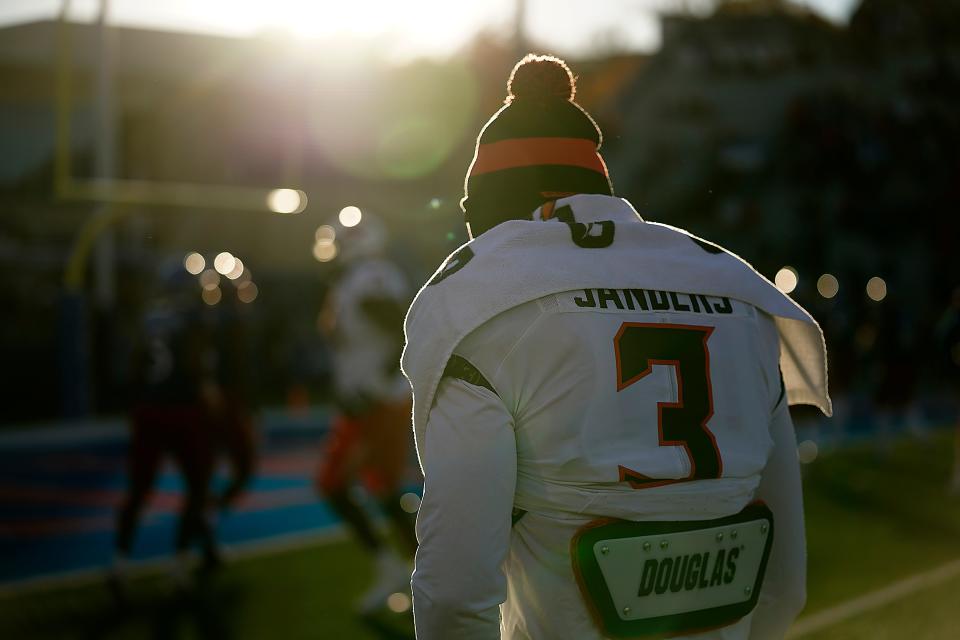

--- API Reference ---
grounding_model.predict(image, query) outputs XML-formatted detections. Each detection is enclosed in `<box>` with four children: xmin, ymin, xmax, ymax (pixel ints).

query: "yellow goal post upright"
<box><xmin>54</xmin><ymin>0</ymin><xmax>306</xmax><ymax>417</ymax></box>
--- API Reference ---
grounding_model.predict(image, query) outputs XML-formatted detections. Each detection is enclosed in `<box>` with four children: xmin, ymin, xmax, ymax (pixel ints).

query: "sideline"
<box><xmin>6</xmin><ymin>531</ymin><xmax>960</xmax><ymax>634</ymax></box>
<box><xmin>0</xmin><ymin>525</ymin><xmax>347</xmax><ymax>600</ymax></box>
<box><xmin>786</xmin><ymin>557</ymin><xmax>960</xmax><ymax>638</ymax></box>
<box><xmin>0</xmin><ymin>407</ymin><xmax>331</xmax><ymax>450</ymax></box>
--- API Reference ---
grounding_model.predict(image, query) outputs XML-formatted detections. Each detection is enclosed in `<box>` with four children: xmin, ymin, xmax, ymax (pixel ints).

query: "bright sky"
<box><xmin>0</xmin><ymin>0</ymin><xmax>861</xmax><ymax>58</ymax></box>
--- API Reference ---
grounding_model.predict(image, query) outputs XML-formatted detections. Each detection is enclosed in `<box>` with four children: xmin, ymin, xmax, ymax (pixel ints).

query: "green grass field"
<box><xmin>3</xmin><ymin>430</ymin><xmax>959</xmax><ymax>639</ymax></box>
<box><xmin>798</xmin><ymin>429</ymin><xmax>960</xmax><ymax>639</ymax></box>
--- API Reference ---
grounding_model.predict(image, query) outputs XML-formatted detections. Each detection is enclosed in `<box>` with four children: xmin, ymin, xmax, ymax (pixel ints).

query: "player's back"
<box><xmin>454</xmin><ymin>286</ymin><xmax>784</xmax><ymax>639</ymax></box>
<box><xmin>457</xmin><ymin>285</ymin><xmax>782</xmax><ymax>519</ymax></box>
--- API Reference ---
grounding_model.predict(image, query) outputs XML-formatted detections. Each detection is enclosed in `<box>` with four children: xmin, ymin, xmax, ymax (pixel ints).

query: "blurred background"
<box><xmin>0</xmin><ymin>0</ymin><xmax>958</xmax><ymax>638</ymax></box>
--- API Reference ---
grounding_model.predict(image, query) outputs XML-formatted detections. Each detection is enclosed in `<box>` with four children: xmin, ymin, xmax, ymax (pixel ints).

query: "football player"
<box><xmin>113</xmin><ymin>264</ymin><xmax>235</xmax><ymax>593</ymax></box>
<box><xmin>314</xmin><ymin>213</ymin><xmax>418</xmax><ymax>614</ymax></box>
<box><xmin>403</xmin><ymin>55</ymin><xmax>831</xmax><ymax>639</ymax></box>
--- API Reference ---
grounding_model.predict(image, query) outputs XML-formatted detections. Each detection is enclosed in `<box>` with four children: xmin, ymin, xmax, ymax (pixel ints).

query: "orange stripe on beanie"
<box><xmin>470</xmin><ymin>137</ymin><xmax>609</xmax><ymax>177</ymax></box>
<box><xmin>461</xmin><ymin>53</ymin><xmax>614</xmax><ymax>236</ymax></box>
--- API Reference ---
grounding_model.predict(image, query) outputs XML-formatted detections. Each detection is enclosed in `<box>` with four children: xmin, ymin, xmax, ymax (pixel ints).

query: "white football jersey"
<box><xmin>464</xmin><ymin>289</ymin><xmax>781</xmax><ymax>519</ymax></box>
<box><xmin>328</xmin><ymin>257</ymin><xmax>410</xmax><ymax>402</ymax></box>
<box><xmin>413</xmin><ymin>290</ymin><xmax>804</xmax><ymax>640</ymax></box>
<box><xmin>407</xmin><ymin>195</ymin><xmax>817</xmax><ymax>640</ymax></box>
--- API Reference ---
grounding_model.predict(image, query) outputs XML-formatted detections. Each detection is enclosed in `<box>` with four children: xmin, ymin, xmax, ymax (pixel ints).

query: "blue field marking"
<box><xmin>0</xmin><ymin>407</ymin><xmax>422</xmax><ymax>587</ymax></box>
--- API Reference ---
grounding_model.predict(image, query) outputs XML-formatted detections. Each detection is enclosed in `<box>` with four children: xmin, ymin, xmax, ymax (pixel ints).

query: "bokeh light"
<box><xmin>774</xmin><ymin>266</ymin><xmax>798</xmax><ymax>294</ymax></box>
<box><xmin>183</xmin><ymin>252</ymin><xmax>205</xmax><ymax>275</ymax></box>
<box><xmin>4</xmin><ymin>4</ymin><xmax>951</xmax><ymax>619</ymax></box>
<box><xmin>386</xmin><ymin>592</ymin><xmax>411</xmax><ymax>613</ymax></box>
<box><xmin>798</xmin><ymin>440</ymin><xmax>819</xmax><ymax>464</ymax></box>
<box><xmin>213</xmin><ymin>252</ymin><xmax>236</xmax><ymax>276</ymax></box>
<box><xmin>202</xmin><ymin>287</ymin><xmax>222</xmax><ymax>305</ymax></box>
<box><xmin>226</xmin><ymin>257</ymin><xmax>245</xmax><ymax>280</ymax></box>
<box><xmin>313</xmin><ymin>241</ymin><xmax>338</xmax><ymax>262</ymax></box>
<box><xmin>866</xmin><ymin>276</ymin><xmax>887</xmax><ymax>302</ymax></box>
<box><xmin>338</xmin><ymin>206</ymin><xmax>362</xmax><ymax>228</ymax></box>
<box><xmin>267</xmin><ymin>188</ymin><xmax>307</xmax><ymax>214</ymax></box>
<box><xmin>399</xmin><ymin>492</ymin><xmax>421</xmax><ymax>514</ymax></box>
<box><xmin>237</xmin><ymin>281</ymin><xmax>259</xmax><ymax>304</ymax></box>
<box><xmin>199</xmin><ymin>269</ymin><xmax>221</xmax><ymax>290</ymax></box>
<box><xmin>817</xmin><ymin>273</ymin><xmax>839</xmax><ymax>299</ymax></box>
<box><xmin>315</xmin><ymin>225</ymin><xmax>336</xmax><ymax>244</ymax></box>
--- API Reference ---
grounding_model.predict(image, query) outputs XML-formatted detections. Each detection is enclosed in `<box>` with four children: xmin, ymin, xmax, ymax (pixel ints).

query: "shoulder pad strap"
<box><xmin>443</xmin><ymin>354</ymin><xmax>497</xmax><ymax>397</ymax></box>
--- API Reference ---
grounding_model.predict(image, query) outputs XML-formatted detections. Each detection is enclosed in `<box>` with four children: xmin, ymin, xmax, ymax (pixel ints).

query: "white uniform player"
<box><xmin>327</xmin><ymin>257</ymin><xmax>411</xmax><ymax>405</ymax></box>
<box><xmin>315</xmin><ymin>217</ymin><xmax>419</xmax><ymax>613</ymax></box>
<box><xmin>403</xmin><ymin>55</ymin><xmax>829</xmax><ymax>639</ymax></box>
<box><xmin>404</xmin><ymin>195</ymin><xmax>830</xmax><ymax>640</ymax></box>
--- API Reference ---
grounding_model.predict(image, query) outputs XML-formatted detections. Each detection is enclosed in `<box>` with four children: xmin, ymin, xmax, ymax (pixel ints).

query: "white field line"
<box><xmin>786</xmin><ymin>557</ymin><xmax>960</xmax><ymax>638</ymax></box>
<box><xmin>0</xmin><ymin>525</ymin><xmax>347</xmax><ymax>600</ymax></box>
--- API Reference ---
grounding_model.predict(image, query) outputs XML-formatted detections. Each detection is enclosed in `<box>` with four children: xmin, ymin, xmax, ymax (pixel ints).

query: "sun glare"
<box><xmin>295</xmin><ymin>1</ymin><xmax>490</xmax><ymax>43</ymax></box>
<box><xmin>178</xmin><ymin>0</ymin><xmax>504</xmax><ymax>58</ymax></box>
<box><xmin>52</xmin><ymin>1</ymin><xmax>860</xmax><ymax>63</ymax></box>
<box><xmin>279</xmin><ymin>2</ymin><xmax>397</xmax><ymax>39</ymax></box>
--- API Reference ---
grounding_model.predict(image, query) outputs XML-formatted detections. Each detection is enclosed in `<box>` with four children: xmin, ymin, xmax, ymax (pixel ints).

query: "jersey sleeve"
<box><xmin>749</xmin><ymin>398</ymin><xmax>807</xmax><ymax>639</ymax></box>
<box><xmin>412</xmin><ymin>373</ymin><xmax>516</xmax><ymax>640</ymax></box>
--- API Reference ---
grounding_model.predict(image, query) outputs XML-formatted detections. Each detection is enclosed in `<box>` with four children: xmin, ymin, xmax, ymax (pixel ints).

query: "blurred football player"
<box><xmin>211</xmin><ymin>292</ymin><xmax>258</xmax><ymax>510</ymax></box>
<box><xmin>314</xmin><ymin>213</ymin><xmax>417</xmax><ymax>614</ymax></box>
<box><xmin>403</xmin><ymin>55</ymin><xmax>831</xmax><ymax>639</ymax></box>
<box><xmin>112</xmin><ymin>262</ymin><xmax>254</xmax><ymax>594</ymax></box>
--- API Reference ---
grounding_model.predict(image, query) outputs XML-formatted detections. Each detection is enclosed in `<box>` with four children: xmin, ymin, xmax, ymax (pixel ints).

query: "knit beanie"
<box><xmin>460</xmin><ymin>53</ymin><xmax>614</xmax><ymax>237</ymax></box>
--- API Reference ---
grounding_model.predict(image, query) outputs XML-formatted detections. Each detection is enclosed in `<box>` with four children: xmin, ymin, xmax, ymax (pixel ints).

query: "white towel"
<box><xmin>402</xmin><ymin>194</ymin><xmax>830</xmax><ymax>466</ymax></box>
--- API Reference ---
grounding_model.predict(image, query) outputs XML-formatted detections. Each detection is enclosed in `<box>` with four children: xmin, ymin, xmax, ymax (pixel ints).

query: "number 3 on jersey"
<box><xmin>614</xmin><ymin>323</ymin><xmax>722</xmax><ymax>488</ymax></box>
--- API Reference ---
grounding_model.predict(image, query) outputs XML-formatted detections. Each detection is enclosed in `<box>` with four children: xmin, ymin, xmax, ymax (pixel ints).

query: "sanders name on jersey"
<box><xmin>573</xmin><ymin>288</ymin><xmax>734</xmax><ymax>315</ymax></box>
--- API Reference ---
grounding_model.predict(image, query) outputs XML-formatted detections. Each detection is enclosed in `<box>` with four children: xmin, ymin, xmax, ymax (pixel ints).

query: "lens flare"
<box><xmin>377</xmin><ymin>117</ymin><xmax>451</xmax><ymax>178</ymax></box>
<box><xmin>202</xmin><ymin>287</ymin><xmax>222</xmax><ymax>305</ymax></box>
<box><xmin>774</xmin><ymin>267</ymin><xmax>798</xmax><ymax>294</ymax></box>
<box><xmin>339</xmin><ymin>206</ymin><xmax>362</xmax><ymax>227</ymax></box>
<box><xmin>226</xmin><ymin>257</ymin><xmax>245</xmax><ymax>280</ymax></box>
<box><xmin>184</xmin><ymin>252</ymin><xmax>205</xmax><ymax>275</ymax></box>
<box><xmin>213</xmin><ymin>252</ymin><xmax>236</xmax><ymax>276</ymax></box>
<box><xmin>236</xmin><ymin>267</ymin><xmax>252</xmax><ymax>284</ymax></box>
<box><xmin>315</xmin><ymin>225</ymin><xmax>336</xmax><ymax>244</ymax></box>
<box><xmin>313</xmin><ymin>241</ymin><xmax>338</xmax><ymax>262</ymax></box>
<box><xmin>798</xmin><ymin>440</ymin><xmax>818</xmax><ymax>464</ymax></box>
<box><xmin>866</xmin><ymin>276</ymin><xmax>887</xmax><ymax>302</ymax></box>
<box><xmin>267</xmin><ymin>188</ymin><xmax>307</xmax><ymax>214</ymax></box>
<box><xmin>237</xmin><ymin>281</ymin><xmax>259</xmax><ymax>303</ymax></box>
<box><xmin>304</xmin><ymin>61</ymin><xmax>477</xmax><ymax>182</ymax></box>
<box><xmin>400</xmin><ymin>493</ymin><xmax>421</xmax><ymax>514</ymax></box>
<box><xmin>386</xmin><ymin>592</ymin><xmax>411</xmax><ymax>613</ymax></box>
<box><xmin>817</xmin><ymin>273</ymin><xmax>839</xmax><ymax>299</ymax></box>
<box><xmin>199</xmin><ymin>269</ymin><xmax>221</xmax><ymax>291</ymax></box>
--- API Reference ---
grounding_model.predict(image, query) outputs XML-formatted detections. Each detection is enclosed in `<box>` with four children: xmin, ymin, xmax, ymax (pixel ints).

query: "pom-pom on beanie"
<box><xmin>461</xmin><ymin>53</ymin><xmax>614</xmax><ymax>237</ymax></box>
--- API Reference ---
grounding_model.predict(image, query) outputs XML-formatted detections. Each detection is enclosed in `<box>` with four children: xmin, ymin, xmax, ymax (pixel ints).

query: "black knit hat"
<box><xmin>461</xmin><ymin>53</ymin><xmax>614</xmax><ymax>237</ymax></box>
